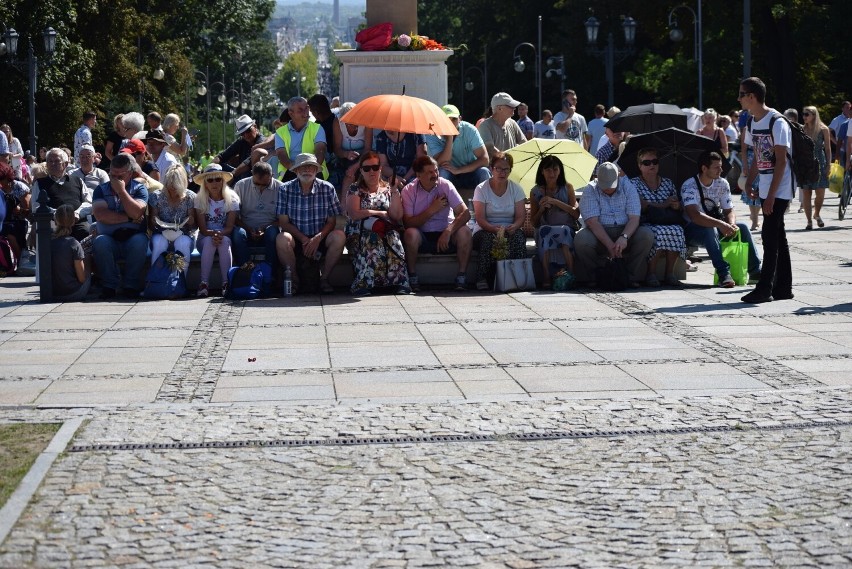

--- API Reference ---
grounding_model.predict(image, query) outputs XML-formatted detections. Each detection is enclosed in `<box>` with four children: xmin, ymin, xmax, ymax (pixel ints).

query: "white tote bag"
<box><xmin>494</xmin><ymin>258</ymin><xmax>536</xmax><ymax>292</ymax></box>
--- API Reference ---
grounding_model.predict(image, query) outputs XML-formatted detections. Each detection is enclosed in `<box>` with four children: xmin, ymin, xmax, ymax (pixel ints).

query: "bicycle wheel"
<box><xmin>840</xmin><ymin>172</ymin><xmax>851</xmax><ymax>221</ymax></box>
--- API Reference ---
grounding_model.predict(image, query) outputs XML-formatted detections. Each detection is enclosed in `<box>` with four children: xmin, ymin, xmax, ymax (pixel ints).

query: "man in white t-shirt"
<box><xmin>681</xmin><ymin>151</ymin><xmax>761</xmax><ymax>288</ymax></box>
<box><xmin>553</xmin><ymin>89</ymin><xmax>589</xmax><ymax>149</ymax></box>
<box><xmin>739</xmin><ymin>76</ymin><xmax>793</xmax><ymax>303</ymax></box>
<box><xmin>587</xmin><ymin>104</ymin><xmax>609</xmax><ymax>150</ymax></box>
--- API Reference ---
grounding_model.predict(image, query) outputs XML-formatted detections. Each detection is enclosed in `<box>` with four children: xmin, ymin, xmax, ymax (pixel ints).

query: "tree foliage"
<box><xmin>274</xmin><ymin>45</ymin><xmax>318</xmax><ymax>102</ymax></box>
<box><xmin>0</xmin><ymin>0</ymin><xmax>277</xmax><ymax>153</ymax></box>
<box><xmin>417</xmin><ymin>0</ymin><xmax>852</xmax><ymax>123</ymax></box>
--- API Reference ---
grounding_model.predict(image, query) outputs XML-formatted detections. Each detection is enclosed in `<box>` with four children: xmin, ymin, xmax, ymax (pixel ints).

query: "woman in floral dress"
<box><xmin>345</xmin><ymin>151</ymin><xmax>410</xmax><ymax>296</ymax></box>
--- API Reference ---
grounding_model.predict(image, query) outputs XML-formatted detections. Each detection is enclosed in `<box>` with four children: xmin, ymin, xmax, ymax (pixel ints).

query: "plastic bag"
<box><xmin>714</xmin><ymin>232</ymin><xmax>749</xmax><ymax>286</ymax></box>
<box><xmin>829</xmin><ymin>161</ymin><xmax>844</xmax><ymax>194</ymax></box>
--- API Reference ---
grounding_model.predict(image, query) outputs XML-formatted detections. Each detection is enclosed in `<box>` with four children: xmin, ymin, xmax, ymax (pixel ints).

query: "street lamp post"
<box><xmin>196</xmin><ymin>67</ymin><xmax>211</xmax><ymax>152</ymax></box>
<box><xmin>464</xmin><ymin>66</ymin><xmax>487</xmax><ymax>115</ymax></box>
<box><xmin>668</xmin><ymin>1</ymin><xmax>702</xmax><ymax>110</ymax></box>
<box><xmin>512</xmin><ymin>15</ymin><xmax>542</xmax><ymax>117</ymax></box>
<box><xmin>584</xmin><ymin>16</ymin><xmax>637</xmax><ymax>109</ymax></box>
<box><xmin>291</xmin><ymin>74</ymin><xmax>306</xmax><ymax>97</ymax></box>
<box><xmin>545</xmin><ymin>55</ymin><xmax>565</xmax><ymax>94</ymax></box>
<box><xmin>1</xmin><ymin>26</ymin><xmax>58</xmax><ymax>155</ymax></box>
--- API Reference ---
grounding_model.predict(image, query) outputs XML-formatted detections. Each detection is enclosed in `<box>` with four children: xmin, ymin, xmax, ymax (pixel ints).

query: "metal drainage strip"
<box><xmin>68</xmin><ymin>419</ymin><xmax>852</xmax><ymax>453</ymax></box>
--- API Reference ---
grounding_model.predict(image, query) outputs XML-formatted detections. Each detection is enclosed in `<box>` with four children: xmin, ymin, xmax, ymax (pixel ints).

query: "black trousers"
<box><xmin>755</xmin><ymin>198</ymin><xmax>792</xmax><ymax>296</ymax></box>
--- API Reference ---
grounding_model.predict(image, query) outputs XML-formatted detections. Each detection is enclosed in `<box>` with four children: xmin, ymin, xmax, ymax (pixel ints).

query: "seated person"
<box><xmin>574</xmin><ymin>162</ymin><xmax>654</xmax><ymax>287</ymax></box>
<box><xmin>31</xmin><ymin>148</ymin><xmax>88</xmax><ymax>241</ymax></box>
<box><xmin>375</xmin><ymin>129</ymin><xmax>426</xmax><ymax>189</ymax></box>
<box><xmin>148</xmin><ymin>164</ymin><xmax>196</xmax><ymax>275</ymax></box>
<box><xmin>630</xmin><ymin>148</ymin><xmax>686</xmax><ymax>287</ymax></box>
<box><xmin>91</xmin><ymin>153</ymin><xmax>149</xmax><ymax>298</ymax></box>
<box><xmin>529</xmin><ymin>155</ymin><xmax>580</xmax><ymax>288</ymax></box>
<box><xmin>401</xmin><ymin>156</ymin><xmax>473</xmax><ymax>292</ymax></box>
<box><xmin>424</xmin><ymin>105</ymin><xmax>491</xmax><ymax>190</ymax></box>
<box><xmin>345</xmin><ymin>151</ymin><xmax>410</xmax><ymax>296</ymax></box>
<box><xmin>231</xmin><ymin>161</ymin><xmax>285</xmax><ymax>270</ymax></box>
<box><xmin>332</xmin><ymin>102</ymin><xmax>373</xmax><ymax>194</ymax></box>
<box><xmin>471</xmin><ymin>154</ymin><xmax>527</xmax><ymax>291</ymax></box>
<box><xmin>51</xmin><ymin>205</ymin><xmax>91</xmax><ymax>302</ymax></box>
<box><xmin>194</xmin><ymin>164</ymin><xmax>239</xmax><ymax>298</ymax></box>
<box><xmin>0</xmin><ymin>162</ymin><xmax>31</xmax><ymax>269</ymax></box>
<box><xmin>681</xmin><ymin>151</ymin><xmax>761</xmax><ymax>288</ymax></box>
<box><xmin>214</xmin><ymin>114</ymin><xmax>268</xmax><ymax>182</ymax></box>
<box><xmin>275</xmin><ymin>153</ymin><xmax>345</xmax><ymax>294</ymax></box>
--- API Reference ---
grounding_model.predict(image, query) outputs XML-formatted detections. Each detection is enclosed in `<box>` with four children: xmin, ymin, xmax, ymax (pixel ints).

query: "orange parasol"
<box><xmin>340</xmin><ymin>94</ymin><xmax>459</xmax><ymax>137</ymax></box>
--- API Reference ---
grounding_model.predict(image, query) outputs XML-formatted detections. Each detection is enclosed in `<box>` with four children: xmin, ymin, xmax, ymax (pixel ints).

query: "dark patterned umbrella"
<box><xmin>616</xmin><ymin>127</ymin><xmax>718</xmax><ymax>187</ymax></box>
<box><xmin>606</xmin><ymin>104</ymin><xmax>688</xmax><ymax>134</ymax></box>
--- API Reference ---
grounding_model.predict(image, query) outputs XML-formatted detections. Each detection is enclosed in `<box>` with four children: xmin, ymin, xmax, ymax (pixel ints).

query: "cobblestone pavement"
<box><xmin>1</xmin><ymin>199</ymin><xmax>851</xmax><ymax>567</ymax></box>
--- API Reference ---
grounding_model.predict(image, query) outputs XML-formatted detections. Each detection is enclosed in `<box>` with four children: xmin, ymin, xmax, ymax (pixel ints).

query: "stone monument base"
<box><xmin>334</xmin><ymin>49</ymin><xmax>453</xmax><ymax>106</ymax></box>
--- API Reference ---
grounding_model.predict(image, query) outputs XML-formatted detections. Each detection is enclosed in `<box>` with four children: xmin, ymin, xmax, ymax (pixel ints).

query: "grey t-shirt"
<box><xmin>477</xmin><ymin>117</ymin><xmax>526</xmax><ymax>153</ymax></box>
<box><xmin>51</xmin><ymin>236</ymin><xmax>85</xmax><ymax>297</ymax></box>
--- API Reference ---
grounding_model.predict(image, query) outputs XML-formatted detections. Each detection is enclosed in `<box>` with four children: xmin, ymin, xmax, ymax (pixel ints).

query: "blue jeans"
<box><xmin>232</xmin><ymin>224</ymin><xmax>281</xmax><ymax>269</ymax></box>
<box><xmin>685</xmin><ymin>221</ymin><xmax>761</xmax><ymax>277</ymax></box>
<box><xmin>439</xmin><ymin>167</ymin><xmax>491</xmax><ymax>189</ymax></box>
<box><xmin>93</xmin><ymin>232</ymin><xmax>149</xmax><ymax>291</ymax></box>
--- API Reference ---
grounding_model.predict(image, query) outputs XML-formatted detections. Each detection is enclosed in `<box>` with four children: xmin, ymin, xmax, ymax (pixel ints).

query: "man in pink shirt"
<box><xmin>401</xmin><ymin>156</ymin><xmax>472</xmax><ymax>291</ymax></box>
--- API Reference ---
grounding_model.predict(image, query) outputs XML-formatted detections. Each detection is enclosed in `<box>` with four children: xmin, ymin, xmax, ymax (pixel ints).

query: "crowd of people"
<box><xmin>0</xmin><ymin>75</ymin><xmax>830</xmax><ymax>303</ymax></box>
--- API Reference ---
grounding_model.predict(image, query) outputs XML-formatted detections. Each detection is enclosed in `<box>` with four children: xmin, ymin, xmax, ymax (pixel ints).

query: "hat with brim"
<box><xmin>235</xmin><ymin>114</ymin><xmax>256</xmax><ymax>136</ymax></box>
<box><xmin>193</xmin><ymin>163</ymin><xmax>233</xmax><ymax>185</ymax></box>
<box><xmin>292</xmin><ymin>153</ymin><xmax>320</xmax><ymax>171</ymax></box>
<box><xmin>144</xmin><ymin>129</ymin><xmax>168</xmax><ymax>144</ymax></box>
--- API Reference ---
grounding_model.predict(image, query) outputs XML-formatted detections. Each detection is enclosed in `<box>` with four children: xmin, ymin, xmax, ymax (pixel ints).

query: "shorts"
<box><xmin>417</xmin><ymin>230</ymin><xmax>457</xmax><ymax>255</ymax></box>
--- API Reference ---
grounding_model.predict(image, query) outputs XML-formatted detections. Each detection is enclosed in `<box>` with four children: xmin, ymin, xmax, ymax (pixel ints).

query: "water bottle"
<box><xmin>283</xmin><ymin>266</ymin><xmax>293</xmax><ymax>297</ymax></box>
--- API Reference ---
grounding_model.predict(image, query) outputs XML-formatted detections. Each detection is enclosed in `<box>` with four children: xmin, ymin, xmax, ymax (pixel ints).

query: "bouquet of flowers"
<box><xmin>165</xmin><ymin>251</ymin><xmax>186</xmax><ymax>273</ymax></box>
<box><xmin>491</xmin><ymin>227</ymin><xmax>508</xmax><ymax>261</ymax></box>
<box><xmin>389</xmin><ymin>33</ymin><xmax>447</xmax><ymax>51</ymax></box>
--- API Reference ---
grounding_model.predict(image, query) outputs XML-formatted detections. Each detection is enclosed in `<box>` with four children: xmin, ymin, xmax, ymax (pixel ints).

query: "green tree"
<box><xmin>275</xmin><ymin>45</ymin><xmax>319</xmax><ymax>101</ymax></box>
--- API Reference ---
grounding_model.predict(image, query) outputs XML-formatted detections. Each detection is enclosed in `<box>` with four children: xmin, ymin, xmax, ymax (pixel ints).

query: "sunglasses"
<box><xmin>802</xmin><ymin>112</ymin><xmax>812</xmax><ymax>117</ymax></box>
<box><xmin>361</xmin><ymin>164</ymin><xmax>381</xmax><ymax>172</ymax></box>
<box><xmin>206</xmin><ymin>177</ymin><xmax>223</xmax><ymax>183</ymax></box>
<box><xmin>640</xmin><ymin>159</ymin><xmax>660</xmax><ymax>166</ymax></box>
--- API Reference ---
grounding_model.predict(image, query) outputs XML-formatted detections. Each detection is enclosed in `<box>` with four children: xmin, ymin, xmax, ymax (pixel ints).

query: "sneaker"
<box><xmin>664</xmin><ymin>275</ymin><xmax>682</xmax><ymax>287</ymax></box>
<box><xmin>476</xmin><ymin>279</ymin><xmax>489</xmax><ymax>291</ymax></box>
<box><xmin>15</xmin><ymin>258</ymin><xmax>36</xmax><ymax>277</ymax></box>
<box><xmin>454</xmin><ymin>274</ymin><xmax>467</xmax><ymax>291</ymax></box>
<box><xmin>352</xmin><ymin>287</ymin><xmax>371</xmax><ymax>297</ymax></box>
<box><xmin>720</xmin><ymin>274</ymin><xmax>736</xmax><ymax>288</ymax></box>
<box><xmin>396</xmin><ymin>285</ymin><xmax>412</xmax><ymax>295</ymax></box>
<box><xmin>197</xmin><ymin>282</ymin><xmax>209</xmax><ymax>298</ymax></box>
<box><xmin>409</xmin><ymin>273</ymin><xmax>421</xmax><ymax>293</ymax></box>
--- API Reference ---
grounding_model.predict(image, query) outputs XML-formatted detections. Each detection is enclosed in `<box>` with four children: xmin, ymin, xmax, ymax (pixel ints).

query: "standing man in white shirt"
<box><xmin>739</xmin><ymin>76</ymin><xmax>793</xmax><ymax>304</ymax></box>
<box><xmin>553</xmin><ymin>89</ymin><xmax>590</xmax><ymax>149</ymax></box>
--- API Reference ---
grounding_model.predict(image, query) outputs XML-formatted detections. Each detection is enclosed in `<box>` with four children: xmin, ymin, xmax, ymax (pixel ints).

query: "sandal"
<box><xmin>319</xmin><ymin>279</ymin><xmax>334</xmax><ymax>295</ymax></box>
<box><xmin>816</xmin><ymin>216</ymin><xmax>824</xmax><ymax>228</ymax></box>
<box><xmin>197</xmin><ymin>282</ymin><xmax>209</xmax><ymax>298</ymax></box>
<box><xmin>645</xmin><ymin>274</ymin><xmax>661</xmax><ymax>287</ymax></box>
<box><xmin>664</xmin><ymin>275</ymin><xmax>682</xmax><ymax>287</ymax></box>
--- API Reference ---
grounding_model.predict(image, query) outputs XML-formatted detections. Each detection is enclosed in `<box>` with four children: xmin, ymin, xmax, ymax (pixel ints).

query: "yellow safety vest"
<box><xmin>275</xmin><ymin>122</ymin><xmax>329</xmax><ymax>178</ymax></box>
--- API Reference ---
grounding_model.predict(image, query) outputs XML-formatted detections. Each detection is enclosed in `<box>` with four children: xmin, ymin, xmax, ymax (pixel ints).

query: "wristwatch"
<box><xmin>620</xmin><ymin>233</ymin><xmax>629</xmax><ymax>241</ymax></box>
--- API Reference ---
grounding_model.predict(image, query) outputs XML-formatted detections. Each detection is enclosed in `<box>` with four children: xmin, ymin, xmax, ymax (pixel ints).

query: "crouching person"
<box><xmin>275</xmin><ymin>153</ymin><xmax>345</xmax><ymax>294</ymax></box>
<box><xmin>402</xmin><ymin>156</ymin><xmax>472</xmax><ymax>291</ymax></box>
<box><xmin>91</xmin><ymin>153</ymin><xmax>149</xmax><ymax>299</ymax></box>
<box><xmin>52</xmin><ymin>204</ymin><xmax>91</xmax><ymax>302</ymax></box>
